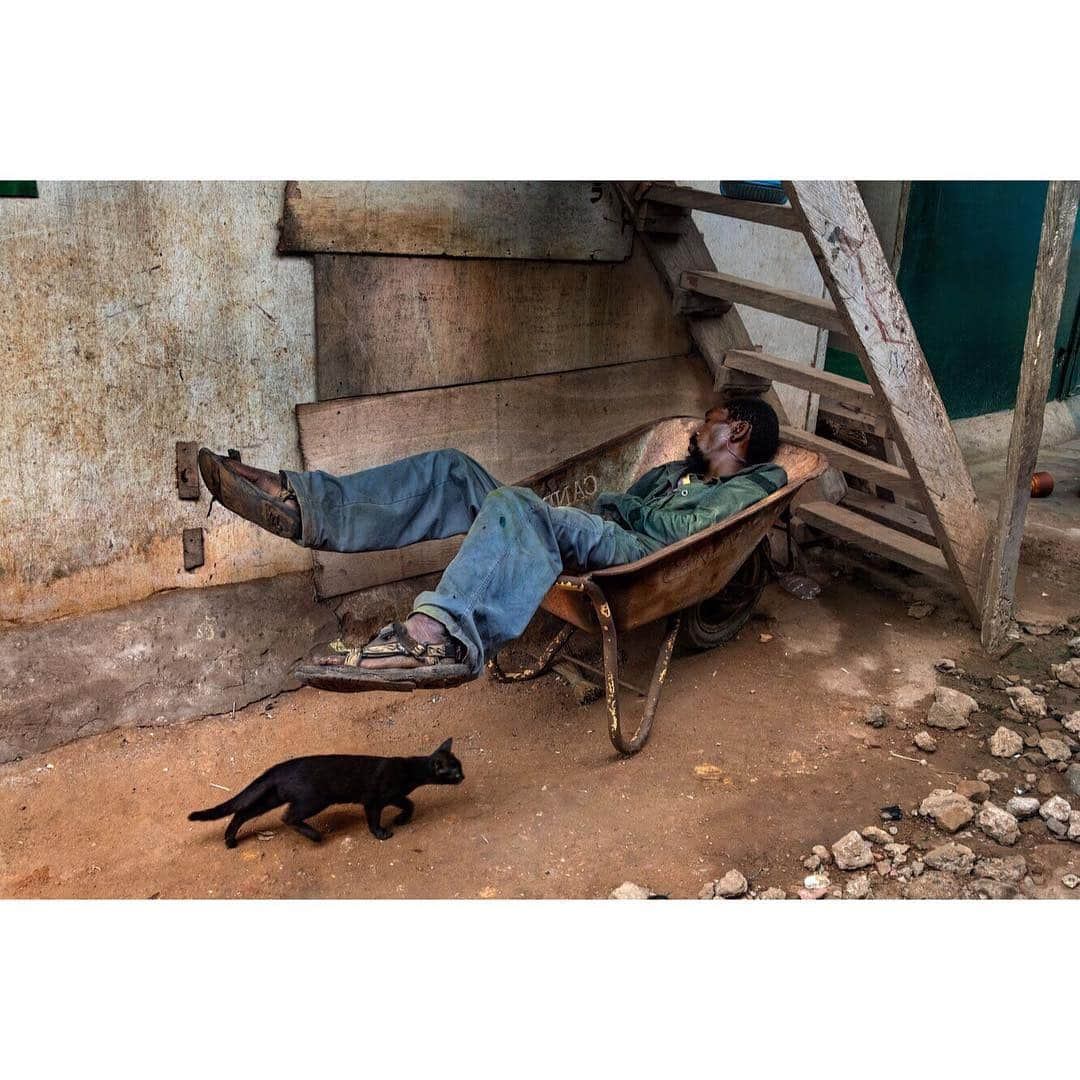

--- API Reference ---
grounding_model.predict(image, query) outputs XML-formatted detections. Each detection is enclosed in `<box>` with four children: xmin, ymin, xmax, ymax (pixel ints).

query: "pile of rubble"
<box><xmin>610</xmin><ymin>627</ymin><xmax>1080</xmax><ymax>900</ymax></box>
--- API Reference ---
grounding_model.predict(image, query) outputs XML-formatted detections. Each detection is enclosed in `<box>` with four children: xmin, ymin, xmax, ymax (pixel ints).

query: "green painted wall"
<box><xmin>826</xmin><ymin>181</ymin><xmax>1080</xmax><ymax>418</ymax></box>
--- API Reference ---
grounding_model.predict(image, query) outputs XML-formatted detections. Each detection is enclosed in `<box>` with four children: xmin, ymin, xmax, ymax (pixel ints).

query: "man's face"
<box><xmin>687</xmin><ymin>407</ymin><xmax>745</xmax><ymax>472</ymax></box>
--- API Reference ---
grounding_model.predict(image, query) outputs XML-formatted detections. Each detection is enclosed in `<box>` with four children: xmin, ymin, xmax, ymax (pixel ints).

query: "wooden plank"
<box><xmin>681</xmin><ymin>270</ymin><xmax>848</xmax><ymax>335</ymax></box>
<box><xmin>818</xmin><ymin>398</ymin><xmax>892</xmax><ymax>438</ymax></box>
<box><xmin>299</xmin><ymin>355</ymin><xmax>717</xmax><ymax>598</ymax></box>
<box><xmin>779</xmin><ymin>426</ymin><xmax>916</xmax><ymax>497</ymax></box>
<box><xmin>785</xmin><ymin>181</ymin><xmax>991</xmax><ymax>621</ymax></box>
<box><xmin>841</xmin><ymin>490</ymin><xmax>938</xmax><ymax>545</ymax></box>
<box><xmin>981</xmin><ymin>181</ymin><xmax>1080</xmax><ymax>654</ymax></box>
<box><xmin>641</xmin><ymin>184</ymin><xmax>802</xmax><ymax>230</ymax></box>
<box><xmin>796</xmin><ymin>501</ymin><xmax>950</xmax><ymax>581</ymax></box>
<box><xmin>614</xmin><ymin>184</ymin><xmax>771</xmax><ymax>398</ymax></box>
<box><xmin>279</xmin><ymin>181</ymin><xmax>633</xmax><ymax>261</ymax></box>
<box><xmin>724</xmin><ymin>348</ymin><xmax>887</xmax><ymax>415</ymax></box>
<box><xmin>314</xmin><ymin>242</ymin><xmax>690</xmax><ymax>400</ymax></box>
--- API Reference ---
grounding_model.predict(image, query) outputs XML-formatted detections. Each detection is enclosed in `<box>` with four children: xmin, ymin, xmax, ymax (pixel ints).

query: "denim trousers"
<box><xmin>282</xmin><ymin>449</ymin><xmax>657</xmax><ymax>675</ymax></box>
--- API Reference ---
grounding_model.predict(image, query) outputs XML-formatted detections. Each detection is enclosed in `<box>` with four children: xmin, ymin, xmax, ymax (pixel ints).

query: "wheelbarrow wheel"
<box><xmin>682</xmin><ymin>541</ymin><xmax>769</xmax><ymax>651</ymax></box>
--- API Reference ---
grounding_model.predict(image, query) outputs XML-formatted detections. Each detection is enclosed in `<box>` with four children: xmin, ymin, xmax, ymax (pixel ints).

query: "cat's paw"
<box><xmin>225</xmin><ymin>837</ymin><xmax>238</xmax><ymax>849</ymax></box>
<box><xmin>372</xmin><ymin>827</ymin><xmax>394</xmax><ymax>840</ymax></box>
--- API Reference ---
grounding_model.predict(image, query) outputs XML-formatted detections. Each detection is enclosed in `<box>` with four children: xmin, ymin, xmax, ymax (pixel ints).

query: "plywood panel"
<box><xmin>298</xmin><ymin>355</ymin><xmax>716</xmax><ymax>597</ymax></box>
<box><xmin>280</xmin><ymin>181</ymin><xmax>633</xmax><ymax>261</ymax></box>
<box><xmin>313</xmin><ymin>243</ymin><xmax>691</xmax><ymax>399</ymax></box>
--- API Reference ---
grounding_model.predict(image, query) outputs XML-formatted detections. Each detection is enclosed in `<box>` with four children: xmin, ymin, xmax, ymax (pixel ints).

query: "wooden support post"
<box><xmin>980</xmin><ymin>181</ymin><xmax>1080</xmax><ymax>654</ymax></box>
<box><xmin>785</xmin><ymin>181</ymin><xmax>991</xmax><ymax>621</ymax></box>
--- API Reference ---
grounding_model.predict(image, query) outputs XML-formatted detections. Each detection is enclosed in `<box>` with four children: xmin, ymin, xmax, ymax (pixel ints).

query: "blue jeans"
<box><xmin>282</xmin><ymin>449</ymin><xmax>658</xmax><ymax>675</ymax></box>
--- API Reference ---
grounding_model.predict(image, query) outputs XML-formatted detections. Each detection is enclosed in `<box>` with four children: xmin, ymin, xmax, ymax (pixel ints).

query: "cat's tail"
<box><xmin>188</xmin><ymin>776</ymin><xmax>273</xmax><ymax>821</ymax></box>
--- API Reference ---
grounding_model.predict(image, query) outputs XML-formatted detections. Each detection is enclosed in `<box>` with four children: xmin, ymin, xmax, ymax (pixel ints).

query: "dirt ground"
<box><xmin>4</xmin><ymin>557</ymin><xmax>1080</xmax><ymax>900</ymax></box>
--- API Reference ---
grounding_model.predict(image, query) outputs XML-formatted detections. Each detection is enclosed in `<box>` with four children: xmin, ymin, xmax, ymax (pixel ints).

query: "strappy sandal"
<box><xmin>293</xmin><ymin>621</ymin><xmax>475</xmax><ymax>693</ymax></box>
<box><xmin>198</xmin><ymin>449</ymin><xmax>301</xmax><ymax>540</ymax></box>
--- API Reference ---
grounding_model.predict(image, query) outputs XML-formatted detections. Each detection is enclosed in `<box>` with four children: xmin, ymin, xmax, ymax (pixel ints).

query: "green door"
<box><xmin>826</xmin><ymin>181</ymin><xmax>1080</xmax><ymax>418</ymax></box>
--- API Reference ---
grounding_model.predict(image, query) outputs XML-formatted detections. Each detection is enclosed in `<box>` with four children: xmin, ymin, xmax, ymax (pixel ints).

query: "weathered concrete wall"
<box><xmin>0</xmin><ymin>572</ymin><xmax>337</xmax><ymax>763</ymax></box>
<box><xmin>0</xmin><ymin>182</ymin><xmax>316</xmax><ymax>627</ymax></box>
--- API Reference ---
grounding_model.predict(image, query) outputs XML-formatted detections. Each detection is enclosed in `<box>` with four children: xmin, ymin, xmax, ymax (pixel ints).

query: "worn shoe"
<box><xmin>198</xmin><ymin>449</ymin><xmax>301</xmax><ymax>540</ymax></box>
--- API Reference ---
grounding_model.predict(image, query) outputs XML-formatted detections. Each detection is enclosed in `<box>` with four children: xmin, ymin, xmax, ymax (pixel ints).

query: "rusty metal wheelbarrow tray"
<box><xmin>488</xmin><ymin>416</ymin><xmax>827</xmax><ymax>755</ymax></box>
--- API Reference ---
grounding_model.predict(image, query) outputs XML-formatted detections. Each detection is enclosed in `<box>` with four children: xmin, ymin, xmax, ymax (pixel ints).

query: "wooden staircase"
<box><xmin>618</xmin><ymin>181</ymin><xmax>990</xmax><ymax>623</ymax></box>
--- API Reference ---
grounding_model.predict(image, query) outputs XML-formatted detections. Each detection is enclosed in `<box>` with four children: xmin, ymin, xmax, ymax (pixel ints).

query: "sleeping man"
<box><xmin>198</xmin><ymin>397</ymin><xmax>784</xmax><ymax>692</ymax></box>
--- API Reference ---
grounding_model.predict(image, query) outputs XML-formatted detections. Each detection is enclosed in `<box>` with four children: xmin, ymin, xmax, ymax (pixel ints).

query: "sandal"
<box><xmin>293</xmin><ymin>621</ymin><xmax>475</xmax><ymax>693</ymax></box>
<box><xmin>198</xmin><ymin>449</ymin><xmax>301</xmax><ymax>540</ymax></box>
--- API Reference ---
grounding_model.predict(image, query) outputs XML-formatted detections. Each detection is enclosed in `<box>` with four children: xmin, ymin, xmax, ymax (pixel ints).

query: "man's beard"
<box><xmin>684</xmin><ymin>436</ymin><xmax>709</xmax><ymax>476</ymax></box>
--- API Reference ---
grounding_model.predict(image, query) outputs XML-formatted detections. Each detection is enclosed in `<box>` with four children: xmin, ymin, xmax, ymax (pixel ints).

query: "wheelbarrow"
<box><xmin>488</xmin><ymin>416</ymin><xmax>827</xmax><ymax>755</ymax></box>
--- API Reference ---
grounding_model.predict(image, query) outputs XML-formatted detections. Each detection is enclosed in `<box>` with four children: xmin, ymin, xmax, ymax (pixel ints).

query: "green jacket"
<box><xmin>594</xmin><ymin>461</ymin><xmax>788</xmax><ymax>549</ymax></box>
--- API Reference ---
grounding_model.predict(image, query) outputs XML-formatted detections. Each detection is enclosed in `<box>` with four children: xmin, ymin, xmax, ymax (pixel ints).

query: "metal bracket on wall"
<box><xmin>175</xmin><ymin>441</ymin><xmax>200</xmax><ymax>499</ymax></box>
<box><xmin>182</xmin><ymin>528</ymin><xmax>205</xmax><ymax>572</ymax></box>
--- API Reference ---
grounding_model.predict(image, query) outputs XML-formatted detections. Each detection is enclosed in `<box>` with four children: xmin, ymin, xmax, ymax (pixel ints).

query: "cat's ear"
<box><xmin>435</xmin><ymin>737</ymin><xmax>453</xmax><ymax>753</ymax></box>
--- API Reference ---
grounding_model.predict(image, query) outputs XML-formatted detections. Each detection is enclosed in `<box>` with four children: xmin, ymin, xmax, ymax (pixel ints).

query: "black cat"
<box><xmin>188</xmin><ymin>738</ymin><xmax>464</xmax><ymax>848</ymax></box>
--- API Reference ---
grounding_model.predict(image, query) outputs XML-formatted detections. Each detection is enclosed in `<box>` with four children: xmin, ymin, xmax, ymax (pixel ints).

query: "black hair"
<box><xmin>725</xmin><ymin>397</ymin><xmax>780</xmax><ymax>464</ymax></box>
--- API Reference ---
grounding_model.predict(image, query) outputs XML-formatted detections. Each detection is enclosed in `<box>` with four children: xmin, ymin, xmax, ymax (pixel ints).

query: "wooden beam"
<box><xmin>680</xmin><ymin>269</ymin><xmax>848</xmax><ymax>334</ymax></box>
<box><xmin>796</xmin><ymin>501</ymin><xmax>950</xmax><ymax>581</ymax></box>
<box><xmin>785</xmin><ymin>181</ymin><xmax>990</xmax><ymax>621</ymax></box>
<box><xmin>725</xmin><ymin>348</ymin><xmax>887</xmax><ymax>415</ymax></box>
<box><xmin>980</xmin><ymin>180</ymin><xmax>1080</xmax><ymax>654</ymax></box>
<box><xmin>841</xmin><ymin>490</ymin><xmax>938</xmax><ymax>545</ymax></box>
<box><xmin>817</xmin><ymin>397</ymin><xmax>892</xmax><ymax>438</ymax></box>
<box><xmin>613</xmin><ymin>184</ymin><xmax>785</xmax><ymax>409</ymax></box>
<box><xmin>780</xmin><ymin>426</ymin><xmax>916</xmax><ymax>498</ymax></box>
<box><xmin>641</xmin><ymin>184</ymin><xmax>802</xmax><ymax>230</ymax></box>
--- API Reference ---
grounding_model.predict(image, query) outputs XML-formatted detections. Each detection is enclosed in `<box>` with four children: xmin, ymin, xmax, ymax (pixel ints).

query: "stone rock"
<box><xmin>963</xmin><ymin>879</ymin><xmax>1020</xmax><ymax>899</ymax></box>
<box><xmin>758</xmin><ymin>887</ymin><xmax>787</xmax><ymax>899</ymax></box>
<box><xmin>976</xmin><ymin>802</ymin><xmax>1020</xmax><ymax>845</ymax></box>
<box><xmin>875</xmin><ymin>860</ymin><xmax>892</xmax><ymax>876</ymax></box>
<box><xmin>991</xmin><ymin>675</ymin><xmax>1011</xmax><ymax>691</ymax></box>
<box><xmin>919</xmin><ymin>789</ymin><xmax>976</xmax><ymax>833</ymax></box>
<box><xmin>902</xmin><ymin>870</ymin><xmax>960</xmax><ymax>899</ymax></box>
<box><xmin>1063</xmin><ymin>874</ymin><xmax>1080</xmax><ymax>889</ymax></box>
<box><xmin>978</xmin><ymin>768</ymin><xmax>1005</xmax><ymax>783</ymax></box>
<box><xmin>812</xmin><ymin>844</ymin><xmax>832</xmax><ymax>865</ymax></box>
<box><xmin>934</xmin><ymin>658</ymin><xmax>956</xmax><ymax>672</ymax></box>
<box><xmin>908</xmin><ymin>602</ymin><xmax>934</xmax><ymax>619</ymax></box>
<box><xmin>1001</xmin><ymin>707</ymin><xmax>1026</xmax><ymax>725</ymax></box>
<box><xmin>1068</xmin><ymin>636</ymin><xmax>1080</xmax><ymax>658</ymax></box>
<box><xmin>1066</xmin><ymin>763</ymin><xmax>1080</xmax><ymax>798</ymax></box>
<box><xmin>909</xmin><ymin>859</ymin><xmax>925</xmax><ymax>877</ymax></box>
<box><xmin>926</xmin><ymin>686</ymin><xmax>979</xmax><ymax>730</ymax></box>
<box><xmin>1037</xmin><ymin>776</ymin><xmax>1057</xmax><ymax>796</ymax></box>
<box><xmin>1064</xmin><ymin>712</ymin><xmax>1080</xmax><ymax>736</ymax></box>
<box><xmin>1039</xmin><ymin>795</ymin><xmax>1072</xmax><ymax>823</ymax></box>
<box><xmin>1006</xmin><ymin>686</ymin><xmax>1047</xmax><ymax>717</ymax></box>
<box><xmin>715</xmin><ymin>869</ymin><xmax>748</xmax><ymax>898</ymax></box>
<box><xmin>862</xmin><ymin>826</ymin><xmax>893</xmax><ymax>845</ymax></box>
<box><xmin>1069</xmin><ymin>811</ymin><xmax>1080</xmax><ymax>842</ymax></box>
<box><xmin>611</xmin><ymin>881</ymin><xmax>652</xmax><ymax>899</ymax></box>
<box><xmin>974</xmin><ymin>855</ymin><xmax>1027</xmax><ymax>883</ymax></box>
<box><xmin>1021</xmin><ymin>751</ymin><xmax>1049</xmax><ymax>769</ymax></box>
<box><xmin>955</xmin><ymin>779</ymin><xmax>991</xmax><ymax>803</ymax></box>
<box><xmin>914</xmin><ymin>731</ymin><xmax>937</xmax><ymax>753</ymax></box>
<box><xmin>884</xmin><ymin>842</ymin><xmax>910</xmax><ymax>859</ymax></box>
<box><xmin>844</xmin><ymin>874</ymin><xmax>871</xmax><ymax>899</ymax></box>
<box><xmin>1005</xmin><ymin>796</ymin><xmax>1040</xmax><ymax>819</ymax></box>
<box><xmin>1046</xmin><ymin>817</ymin><xmax>1068</xmax><ymax>838</ymax></box>
<box><xmin>1051</xmin><ymin>658</ymin><xmax>1080</xmax><ymax>688</ymax></box>
<box><xmin>832</xmin><ymin>830</ymin><xmax>873</xmax><ymax>870</ymax></box>
<box><xmin>1039</xmin><ymin>736</ymin><xmax>1072</xmax><ymax>763</ymax></box>
<box><xmin>990</xmin><ymin>726</ymin><xmax>1024</xmax><ymax>758</ymax></box>
<box><xmin>1022</xmin><ymin>730</ymin><xmax>1041</xmax><ymax>748</ymax></box>
<box><xmin>924</xmin><ymin>842</ymin><xmax>975</xmax><ymax>875</ymax></box>
<box><xmin>803</xmin><ymin>855</ymin><xmax>821</xmax><ymax>871</ymax></box>
<box><xmin>865</xmin><ymin>704</ymin><xmax>889</xmax><ymax>728</ymax></box>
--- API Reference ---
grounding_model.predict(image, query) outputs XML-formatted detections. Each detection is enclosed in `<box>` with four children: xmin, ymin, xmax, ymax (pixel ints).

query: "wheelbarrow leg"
<box><xmin>589</xmin><ymin>586</ymin><xmax>682</xmax><ymax>755</ymax></box>
<box><xmin>486</xmin><ymin>623</ymin><xmax>575</xmax><ymax>683</ymax></box>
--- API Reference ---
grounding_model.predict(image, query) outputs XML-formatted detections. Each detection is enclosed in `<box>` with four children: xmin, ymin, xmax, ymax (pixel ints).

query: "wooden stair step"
<box><xmin>795</xmin><ymin>501</ymin><xmax>950</xmax><ymax>581</ymax></box>
<box><xmin>840</xmin><ymin>490</ymin><xmax>938</xmax><ymax>545</ymax></box>
<box><xmin>642</xmin><ymin>184</ymin><xmax>802</xmax><ymax>230</ymax></box>
<box><xmin>725</xmin><ymin>348</ymin><xmax>887</xmax><ymax>416</ymax></box>
<box><xmin>780</xmin><ymin>426</ymin><xmax>915</xmax><ymax>497</ymax></box>
<box><xmin>680</xmin><ymin>269</ymin><xmax>847</xmax><ymax>334</ymax></box>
